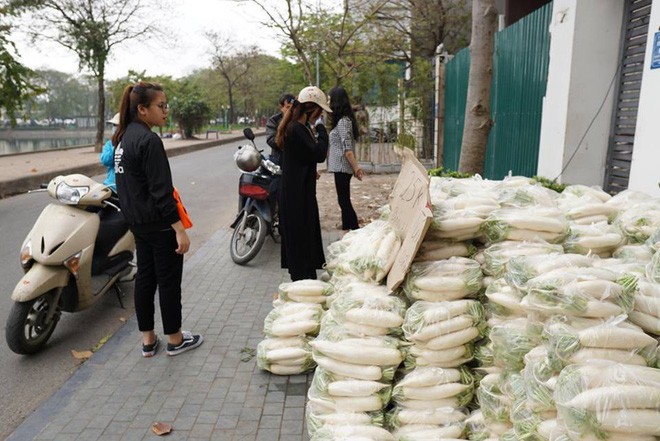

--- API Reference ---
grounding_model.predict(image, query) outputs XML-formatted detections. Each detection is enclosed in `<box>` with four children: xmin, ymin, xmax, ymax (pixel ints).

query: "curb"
<box><xmin>0</xmin><ymin>133</ymin><xmax>259</xmax><ymax>199</ymax></box>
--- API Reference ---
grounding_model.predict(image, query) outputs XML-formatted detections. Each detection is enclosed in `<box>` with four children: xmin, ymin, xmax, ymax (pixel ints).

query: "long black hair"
<box><xmin>112</xmin><ymin>81</ymin><xmax>163</xmax><ymax>147</ymax></box>
<box><xmin>275</xmin><ymin>100</ymin><xmax>320</xmax><ymax>149</ymax></box>
<box><xmin>328</xmin><ymin>86</ymin><xmax>358</xmax><ymax>140</ymax></box>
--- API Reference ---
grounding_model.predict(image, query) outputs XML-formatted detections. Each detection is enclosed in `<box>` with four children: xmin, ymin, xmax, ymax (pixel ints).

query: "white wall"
<box><xmin>537</xmin><ymin>0</ymin><xmax>624</xmax><ymax>186</ymax></box>
<box><xmin>628</xmin><ymin>2</ymin><xmax>660</xmax><ymax>196</ymax></box>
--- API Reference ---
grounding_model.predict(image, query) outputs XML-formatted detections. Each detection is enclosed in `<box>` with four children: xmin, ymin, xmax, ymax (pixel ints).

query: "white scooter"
<box><xmin>6</xmin><ymin>174</ymin><xmax>135</xmax><ymax>354</ymax></box>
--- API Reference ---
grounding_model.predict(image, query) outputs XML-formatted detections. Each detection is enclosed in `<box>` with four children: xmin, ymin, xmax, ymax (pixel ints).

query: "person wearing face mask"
<box><xmin>275</xmin><ymin>86</ymin><xmax>332</xmax><ymax>281</ymax></box>
<box><xmin>100</xmin><ymin>113</ymin><xmax>120</xmax><ymax>192</ymax></box>
<box><xmin>113</xmin><ymin>81</ymin><xmax>203</xmax><ymax>358</ymax></box>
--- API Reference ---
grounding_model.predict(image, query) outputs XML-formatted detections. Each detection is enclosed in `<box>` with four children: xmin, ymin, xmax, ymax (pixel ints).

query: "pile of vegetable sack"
<box><xmin>257</xmin><ymin>280</ymin><xmax>331</xmax><ymax>375</ymax></box>
<box><xmin>255</xmin><ymin>174</ymin><xmax>660</xmax><ymax>440</ymax></box>
<box><xmin>306</xmin><ymin>275</ymin><xmax>405</xmax><ymax>441</ymax></box>
<box><xmin>325</xmin><ymin>220</ymin><xmax>402</xmax><ymax>283</ymax></box>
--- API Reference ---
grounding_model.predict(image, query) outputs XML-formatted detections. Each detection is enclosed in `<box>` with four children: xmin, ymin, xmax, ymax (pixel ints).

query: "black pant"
<box><xmin>133</xmin><ymin>228</ymin><xmax>183</xmax><ymax>335</ymax></box>
<box><xmin>333</xmin><ymin>172</ymin><xmax>359</xmax><ymax>230</ymax></box>
<box><xmin>289</xmin><ymin>267</ymin><xmax>317</xmax><ymax>281</ymax></box>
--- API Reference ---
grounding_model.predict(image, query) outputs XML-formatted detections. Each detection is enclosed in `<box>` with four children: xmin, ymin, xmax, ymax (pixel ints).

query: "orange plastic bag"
<box><xmin>173</xmin><ymin>187</ymin><xmax>193</xmax><ymax>229</ymax></box>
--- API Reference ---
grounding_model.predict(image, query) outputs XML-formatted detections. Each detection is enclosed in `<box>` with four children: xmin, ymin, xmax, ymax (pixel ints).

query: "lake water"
<box><xmin>0</xmin><ymin>130</ymin><xmax>103</xmax><ymax>156</ymax></box>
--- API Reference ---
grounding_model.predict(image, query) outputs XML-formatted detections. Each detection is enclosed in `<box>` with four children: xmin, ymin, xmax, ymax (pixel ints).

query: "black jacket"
<box><xmin>265</xmin><ymin>111</ymin><xmax>283</xmax><ymax>165</ymax></box>
<box><xmin>114</xmin><ymin>121</ymin><xmax>180</xmax><ymax>233</ymax></box>
<box><xmin>280</xmin><ymin>122</ymin><xmax>328</xmax><ymax>273</ymax></box>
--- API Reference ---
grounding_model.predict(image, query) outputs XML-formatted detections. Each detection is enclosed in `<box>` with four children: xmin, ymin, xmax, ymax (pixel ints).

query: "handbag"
<box><xmin>173</xmin><ymin>187</ymin><xmax>193</xmax><ymax>229</ymax></box>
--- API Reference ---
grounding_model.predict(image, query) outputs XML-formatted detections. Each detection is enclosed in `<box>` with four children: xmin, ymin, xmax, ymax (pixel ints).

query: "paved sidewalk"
<box><xmin>0</xmin><ymin>130</ymin><xmax>264</xmax><ymax>198</ymax></box>
<box><xmin>8</xmin><ymin>227</ymin><xmax>340</xmax><ymax>441</ymax></box>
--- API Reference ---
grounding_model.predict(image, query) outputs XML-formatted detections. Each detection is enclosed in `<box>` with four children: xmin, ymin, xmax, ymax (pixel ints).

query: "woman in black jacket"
<box><xmin>276</xmin><ymin>86</ymin><xmax>331</xmax><ymax>281</ymax></box>
<box><xmin>113</xmin><ymin>81</ymin><xmax>202</xmax><ymax>357</ymax></box>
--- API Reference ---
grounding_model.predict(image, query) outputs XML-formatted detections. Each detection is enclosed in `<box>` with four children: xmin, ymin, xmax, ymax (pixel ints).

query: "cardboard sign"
<box><xmin>386</xmin><ymin>149</ymin><xmax>433</xmax><ymax>291</ymax></box>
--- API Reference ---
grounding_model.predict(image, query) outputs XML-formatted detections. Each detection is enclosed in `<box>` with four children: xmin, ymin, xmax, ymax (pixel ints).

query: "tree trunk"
<box><xmin>228</xmin><ymin>86</ymin><xmax>234</xmax><ymax>127</ymax></box>
<box><xmin>95</xmin><ymin>71</ymin><xmax>105</xmax><ymax>152</ymax></box>
<box><xmin>458</xmin><ymin>0</ymin><xmax>497</xmax><ymax>175</ymax></box>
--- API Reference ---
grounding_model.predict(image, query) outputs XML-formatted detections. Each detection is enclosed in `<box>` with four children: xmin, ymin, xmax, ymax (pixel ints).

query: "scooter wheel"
<box><xmin>230</xmin><ymin>212</ymin><xmax>267</xmax><ymax>265</ymax></box>
<box><xmin>6</xmin><ymin>290</ymin><xmax>60</xmax><ymax>354</ymax></box>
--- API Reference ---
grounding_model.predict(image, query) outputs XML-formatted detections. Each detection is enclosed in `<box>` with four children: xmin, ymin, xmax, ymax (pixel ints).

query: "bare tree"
<box><xmin>206</xmin><ymin>32</ymin><xmax>259</xmax><ymax>125</ymax></box>
<box><xmin>458</xmin><ymin>0</ymin><xmax>497</xmax><ymax>174</ymax></box>
<box><xmin>16</xmin><ymin>0</ymin><xmax>165</xmax><ymax>151</ymax></box>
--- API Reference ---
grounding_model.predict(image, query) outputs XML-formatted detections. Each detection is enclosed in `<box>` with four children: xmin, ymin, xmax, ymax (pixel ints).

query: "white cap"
<box><xmin>106</xmin><ymin>113</ymin><xmax>120</xmax><ymax>125</ymax></box>
<box><xmin>298</xmin><ymin>86</ymin><xmax>332</xmax><ymax>113</ymax></box>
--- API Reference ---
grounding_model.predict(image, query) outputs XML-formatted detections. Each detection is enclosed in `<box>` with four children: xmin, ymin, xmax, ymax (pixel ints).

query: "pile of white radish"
<box><xmin>556</xmin><ymin>185</ymin><xmax>616</xmax><ymax>225</ymax></box>
<box><xmin>402</xmin><ymin>257</ymin><xmax>483</xmax><ymax>303</ymax></box>
<box><xmin>258</xmin><ymin>301</ymin><xmax>323</xmax><ymax>375</ymax></box>
<box><xmin>328</xmin><ymin>294</ymin><xmax>406</xmax><ymax>337</ymax></box>
<box><xmin>554</xmin><ymin>361</ymin><xmax>660</xmax><ymax>439</ymax></box>
<box><xmin>480</xmin><ymin>240</ymin><xmax>564</xmax><ymax>279</ymax></box>
<box><xmin>256</xmin><ymin>336</ymin><xmax>315</xmax><ymax>376</ymax></box>
<box><xmin>563</xmin><ymin>222</ymin><xmax>625</xmax><ymax>257</ymax></box>
<box><xmin>277</xmin><ymin>279</ymin><xmax>332</xmax><ymax>305</ymax></box>
<box><xmin>629</xmin><ymin>281</ymin><xmax>660</xmax><ymax>335</ymax></box>
<box><xmin>545</xmin><ymin>316</ymin><xmax>657</xmax><ymax>368</ymax></box>
<box><xmin>244</xmin><ymin>174</ymin><xmax>660</xmax><ymax>441</ymax></box>
<box><xmin>325</xmin><ymin>220</ymin><xmax>401</xmax><ymax>283</ymax></box>
<box><xmin>427</xmin><ymin>193</ymin><xmax>500</xmax><ymax>242</ymax></box>
<box><xmin>401</xmin><ymin>300</ymin><xmax>485</xmax><ymax>368</ymax></box>
<box><xmin>481</xmin><ymin>207</ymin><xmax>569</xmax><ymax>244</ymax></box>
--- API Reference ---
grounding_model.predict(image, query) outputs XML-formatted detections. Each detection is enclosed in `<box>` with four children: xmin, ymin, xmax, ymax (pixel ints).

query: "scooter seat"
<box><xmin>92</xmin><ymin>206</ymin><xmax>130</xmax><ymax>276</ymax></box>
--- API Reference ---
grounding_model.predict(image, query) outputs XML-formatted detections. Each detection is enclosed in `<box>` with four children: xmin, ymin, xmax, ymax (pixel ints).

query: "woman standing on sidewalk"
<box><xmin>276</xmin><ymin>86</ymin><xmax>331</xmax><ymax>281</ymax></box>
<box><xmin>327</xmin><ymin>86</ymin><xmax>362</xmax><ymax>233</ymax></box>
<box><xmin>113</xmin><ymin>81</ymin><xmax>203</xmax><ymax>357</ymax></box>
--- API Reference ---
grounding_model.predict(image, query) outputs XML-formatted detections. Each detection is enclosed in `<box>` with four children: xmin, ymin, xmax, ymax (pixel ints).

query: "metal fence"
<box><xmin>442</xmin><ymin>2</ymin><xmax>553</xmax><ymax>179</ymax></box>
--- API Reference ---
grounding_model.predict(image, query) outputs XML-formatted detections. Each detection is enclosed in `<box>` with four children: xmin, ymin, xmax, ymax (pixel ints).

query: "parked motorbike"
<box><xmin>6</xmin><ymin>174</ymin><xmax>135</xmax><ymax>354</ymax></box>
<box><xmin>230</xmin><ymin>128</ymin><xmax>281</xmax><ymax>265</ymax></box>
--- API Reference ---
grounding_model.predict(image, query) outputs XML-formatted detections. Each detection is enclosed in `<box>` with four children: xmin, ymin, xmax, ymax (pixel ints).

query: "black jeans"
<box><xmin>333</xmin><ymin>172</ymin><xmax>359</xmax><ymax>230</ymax></box>
<box><xmin>133</xmin><ymin>228</ymin><xmax>183</xmax><ymax>335</ymax></box>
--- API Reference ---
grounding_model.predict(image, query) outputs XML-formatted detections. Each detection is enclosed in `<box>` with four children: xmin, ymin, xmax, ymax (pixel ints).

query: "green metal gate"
<box><xmin>443</xmin><ymin>2</ymin><xmax>552</xmax><ymax>179</ymax></box>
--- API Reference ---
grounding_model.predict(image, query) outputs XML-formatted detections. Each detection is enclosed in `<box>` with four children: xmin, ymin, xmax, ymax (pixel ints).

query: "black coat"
<box><xmin>280</xmin><ymin>122</ymin><xmax>328</xmax><ymax>274</ymax></box>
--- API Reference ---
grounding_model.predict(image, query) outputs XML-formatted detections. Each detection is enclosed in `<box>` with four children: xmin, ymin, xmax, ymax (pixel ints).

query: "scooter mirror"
<box><xmin>243</xmin><ymin>128</ymin><xmax>255</xmax><ymax>141</ymax></box>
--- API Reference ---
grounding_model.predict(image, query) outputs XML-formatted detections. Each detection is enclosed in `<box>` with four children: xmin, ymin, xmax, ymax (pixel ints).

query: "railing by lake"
<box><xmin>0</xmin><ymin>129</ymin><xmax>104</xmax><ymax>156</ymax></box>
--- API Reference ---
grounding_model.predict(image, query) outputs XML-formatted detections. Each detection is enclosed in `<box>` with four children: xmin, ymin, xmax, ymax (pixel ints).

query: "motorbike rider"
<box><xmin>264</xmin><ymin>93</ymin><xmax>294</xmax><ymax>227</ymax></box>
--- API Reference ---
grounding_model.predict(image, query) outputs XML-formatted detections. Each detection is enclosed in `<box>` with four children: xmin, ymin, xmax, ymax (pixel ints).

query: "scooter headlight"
<box><xmin>20</xmin><ymin>241</ymin><xmax>32</xmax><ymax>267</ymax></box>
<box><xmin>56</xmin><ymin>182</ymin><xmax>89</xmax><ymax>204</ymax></box>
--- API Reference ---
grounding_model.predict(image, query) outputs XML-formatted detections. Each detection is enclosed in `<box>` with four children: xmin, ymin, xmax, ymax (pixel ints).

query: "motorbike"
<box><xmin>6</xmin><ymin>174</ymin><xmax>135</xmax><ymax>354</ymax></box>
<box><xmin>230</xmin><ymin>128</ymin><xmax>281</xmax><ymax>265</ymax></box>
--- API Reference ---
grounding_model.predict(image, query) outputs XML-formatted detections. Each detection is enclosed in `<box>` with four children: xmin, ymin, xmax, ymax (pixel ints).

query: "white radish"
<box><xmin>410</xmin><ymin>345</ymin><xmax>470</xmax><ymax>363</ymax></box>
<box><xmin>568</xmin><ymin>348</ymin><xmax>647</xmax><ymax>366</ymax></box>
<box><xmin>425</xmin><ymin>327</ymin><xmax>480</xmax><ymax>350</ymax></box>
<box><xmin>265</xmin><ymin>347</ymin><xmax>309</xmax><ymax>362</ymax></box>
<box><xmin>628</xmin><ymin>310</ymin><xmax>660</xmax><ymax>335</ymax></box>
<box><xmin>596</xmin><ymin>409</ymin><xmax>660</xmax><ymax>435</ymax></box>
<box><xmin>344</xmin><ymin>308</ymin><xmax>404</xmax><ymax>328</ymax></box>
<box><xmin>395</xmin><ymin>408</ymin><xmax>467</xmax><ymax>425</ymax></box>
<box><xmin>314</xmin><ymin>355</ymin><xmax>383</xmax><ymax>381</ymax></box>
<box><xmin>578</xmin><ymin>327</ymin><xmax>657</xmax><ymax>350</ymax></box>
<box><xmin>310</xmin><ymin>340</ymin><xmax>402</xmax><ymax>366</ymax></box>
<box><xmin>397</xmin><ymin>382</ymin><xmax>470</xmax><ymax>400</ymax></box>
<box><xmin>396</xmin><ymin>367</ymin><xmax>462</xmax><ymax>387</ymax></box>
<box><xmin>634</xmin><ymin>295</ymin><xmax>660</xmax><ymax>317</ymax></box>
<box><xmin>269</xmin><ymin>319</ymin><xmax>318</xmax><ymax>337</ymax></box>
<box><xmin>410</xmin><ymin>288</ymin><xmax>471</xmax><ymax>302</ymax></box>
<box><xmin>315</xmin><ymin>424</ymin><xmax>394</xmax><ymax>440</ymax></box>
<box><xmin>421</xmin><ymin>300</ymin><xmax>479</xmax><ymax>323</ymax></box>
<box><xmin>566</xmin><ymin>385</ymin><xmax>660</xmax><ymax>411</ymax></box>
<box><xmin>327</xmin><ymin>380</ymin><xmax>388</xmax><ymax>397</ymax></box>
<box><xmin>332</xmin><ymin>395</ymin><xmax>384</xmax><ymax>412</ymax></box>
<box><xmin>413</xmin><ymin>276</ymin><xmax>468</xmax><ymax>292</ymax></box>
<box><xmin>395</xmin><ymin>397</ymin><xmax>461</xmax><ymax>409</ymax></box>
<box><xmin>409</xmin><ymin>315</ymin><xmax>474</xmax><ymax>342</ymax></box>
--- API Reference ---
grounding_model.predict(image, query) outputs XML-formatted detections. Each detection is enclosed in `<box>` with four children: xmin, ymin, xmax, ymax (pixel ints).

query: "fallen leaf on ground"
<box><xmin>71</xmin><ymin>349</ymin><xmax>93</xmax><ymax>360</ymax></box>
<box><xmin>152</xmin><ymin>422</ymin><xmax>172</xmax><ymax>436</ymax></box>
<box><xmin>30</xmin><ymin>168</ymin><xmax>37</xmax><ymax>173</ymax></box>
<box><xmin>118</xmin><ymin>317</ymin><xmax>127</xmax><ymax>323</ymax></box>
